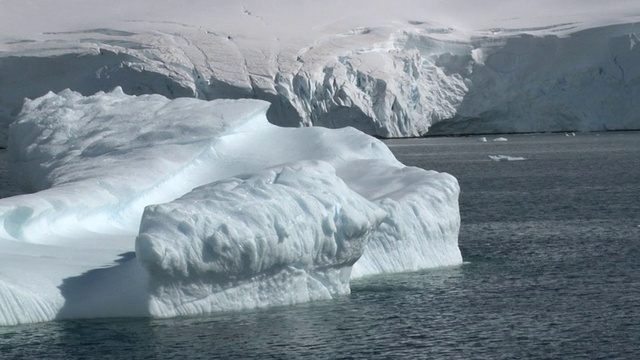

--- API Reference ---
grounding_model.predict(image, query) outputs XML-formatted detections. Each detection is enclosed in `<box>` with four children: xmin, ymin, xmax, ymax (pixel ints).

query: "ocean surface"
<box><xmin>1</xmin><ymin>132</ymin><xmax>639</xmax><ymax>359</ymax></box>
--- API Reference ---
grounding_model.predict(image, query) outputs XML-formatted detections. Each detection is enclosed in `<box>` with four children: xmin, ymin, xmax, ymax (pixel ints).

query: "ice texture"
<box><xmin>0</xmin><ymin>89</ymin><xmax>461</xmax><ymax>325</ymax></box>
<box><xmin>136</xmin><ymin>161</ymin><xmax>387</xmax><ymax>317</ymax></box>
<box><xmin>0</xmin><ymin>1</ymin><xmax>639</xmax><ymax>145</ymax></box>
<box><xmin>341</xmin><ymin>162</ymin><xmax>461</xmax><ymax>277</ymax></box>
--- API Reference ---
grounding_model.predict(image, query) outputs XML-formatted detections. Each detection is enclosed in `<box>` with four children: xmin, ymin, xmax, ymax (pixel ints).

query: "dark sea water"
<box><xmin>1</xmin><ymin>132</ymin><xmax>639</xmax><ymax>359</ymax></box>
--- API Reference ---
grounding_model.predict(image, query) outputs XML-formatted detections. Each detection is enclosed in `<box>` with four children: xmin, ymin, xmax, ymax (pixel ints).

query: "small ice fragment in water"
<box><xmin>493</xmin><ymin>137</ymin><xmax>508</xmax><ymax>142</ymax></box>
<box><xmin>488</xmin><ymin>155</ymin><xmax>526</xmax><ymax>161</ymax></box>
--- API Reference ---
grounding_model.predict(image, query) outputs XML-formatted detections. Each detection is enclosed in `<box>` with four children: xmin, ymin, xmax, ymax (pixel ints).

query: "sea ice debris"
<box><xmin>488</xmin><ymin>155</ymin><xmax>526</xmax><ymax>161</ymax></box>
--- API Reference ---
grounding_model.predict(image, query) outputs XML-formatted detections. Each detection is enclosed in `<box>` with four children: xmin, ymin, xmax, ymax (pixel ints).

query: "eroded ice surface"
<box><xmin>137</xmin><ymin>161</ymin><xmax>387</xmax><ymax>317</ymax></box>
<box><xmin>0</xmin><ymin>89</ymin><xmax>460</xmax><ymax>325</ymax></box>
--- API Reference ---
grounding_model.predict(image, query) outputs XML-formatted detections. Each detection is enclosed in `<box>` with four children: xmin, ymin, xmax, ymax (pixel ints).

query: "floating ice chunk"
<box><xmin>488</xmin><ymin>155</ymin><xmax>526</xmax><ymax>161</ymax></box>
<box><xmin>478</xmin><ymin>136</ymin><xmax>488</xmax><ymax>142</ymax></box>
<box><xmin>136</xmin><ymin>161</ymin><xmax>387</xmax><ymax>317</ymax></box>
<box><xmin>492</xmin><ymin>137</ymin><xmax>508</xmax><ymax>142</ymax></box>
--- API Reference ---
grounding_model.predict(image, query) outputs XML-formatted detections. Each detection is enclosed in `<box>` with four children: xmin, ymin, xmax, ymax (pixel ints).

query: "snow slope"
<box><xmin>0</xmin><ymin>89</ymin><xmax>460</xmax><ymax>325</ymax></box>
<box><xmin>1</xmin><ymin>1</ymin><xmax>639</xmax><ymax>144</ymax></box>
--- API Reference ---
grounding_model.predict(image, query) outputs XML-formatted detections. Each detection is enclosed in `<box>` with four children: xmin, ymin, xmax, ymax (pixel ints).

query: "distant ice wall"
<box><xmin>1</xmin><ymin>22</ymin><xmax>638</xmax><ymax>146</ymax></box>
<box><xmin>267</xmin><ymin>23</ymin><xmax>640</xmax><ymax>135</ymax></box>
<box><xmin>430</xmin><ymin>25</ymin><xmax>640</xmax><ymax>134</ymax></box>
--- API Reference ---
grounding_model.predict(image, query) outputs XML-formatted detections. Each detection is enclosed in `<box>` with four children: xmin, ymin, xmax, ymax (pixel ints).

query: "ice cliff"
<box><xmin>1</xmin><ymin>1</ymin><xmax>639</xmax><ymax>146</ymax></box>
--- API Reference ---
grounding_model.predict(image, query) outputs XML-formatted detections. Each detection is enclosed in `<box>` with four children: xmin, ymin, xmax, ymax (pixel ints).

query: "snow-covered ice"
<box><xmin>0</xmin><ymin>89</ymin><xmax>460</xmax><ymax>325</ymax></box>
<box><xmin>0</xmin><ymin>0</ymin><xmax>639</xmax><ymax>146</ymax></box>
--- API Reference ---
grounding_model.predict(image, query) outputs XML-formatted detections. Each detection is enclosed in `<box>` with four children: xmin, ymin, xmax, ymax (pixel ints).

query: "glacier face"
<box><xmin>0</xmin><ymin>89</ymin><xmax>461</xmax><ymax>325</ymax></box>
<box><xmin>431</xmin><ymin>26</ymin><xmax>640</xmax><ymax>134</ymax></box>
<box><xmin>1</xmin><ymin>2</ymin><xmax>639</xmax><ymax>143</ymax></box>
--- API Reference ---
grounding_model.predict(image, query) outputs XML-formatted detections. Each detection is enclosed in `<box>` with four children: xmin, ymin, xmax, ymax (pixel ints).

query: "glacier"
<box><xmin>0</xmin><ymin>89</ymin><xmax>460</xmax><ymax>325</ymax></box>
<box><xmin>0</xmin><ymin>0</ymin><xmax>639</xmax><ymax>146</ymax></box>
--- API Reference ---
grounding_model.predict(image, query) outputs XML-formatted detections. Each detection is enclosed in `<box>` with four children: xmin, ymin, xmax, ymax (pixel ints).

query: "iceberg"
<box><xmin>0</xmin><ymin>89</ymin><xmax>461</xmax><ymax>325</ymax></box>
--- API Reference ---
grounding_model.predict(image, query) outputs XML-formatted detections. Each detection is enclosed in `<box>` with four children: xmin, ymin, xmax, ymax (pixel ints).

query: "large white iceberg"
<box><xmin>0</xmin><ymin>89</ymin><xmax>460</xmax><ymax>325</ymax></box>
<box><xmin>0</xmin><ymin>0</ymin><xmax>639</xmax><ymax>144</ymax></box>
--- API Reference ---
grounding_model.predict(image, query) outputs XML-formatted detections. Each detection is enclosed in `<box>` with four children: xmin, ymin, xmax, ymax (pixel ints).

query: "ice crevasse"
<box><xmin>0</xmin><ymin>88</ymin><xmax>461</xmax><ymax>325</ymax></box>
